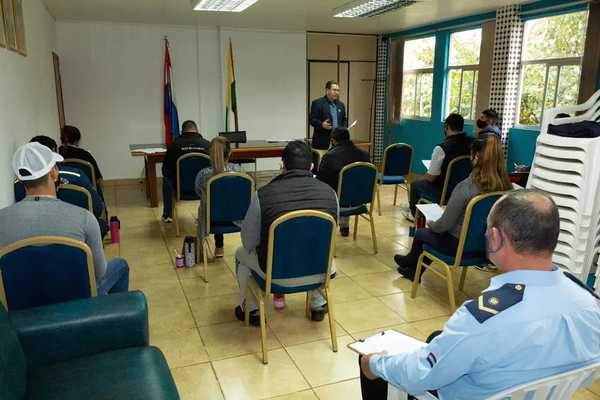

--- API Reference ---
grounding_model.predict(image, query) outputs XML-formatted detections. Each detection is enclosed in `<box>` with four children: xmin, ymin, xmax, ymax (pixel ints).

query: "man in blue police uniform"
<box><xmin>359</xmin><ymin>190</ymin><xmax>600</xmax><ymax>399</ymax></box>
<box><xmin>310</xmin><ymin>80</ymin><xmax>347</xmax><ymax>151</ymax></box>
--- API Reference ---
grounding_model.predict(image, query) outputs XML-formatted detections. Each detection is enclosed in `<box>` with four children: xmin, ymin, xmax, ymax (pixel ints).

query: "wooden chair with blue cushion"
<box><xmin>377</xmin><ymin>143</ymin><xmax>413</xmax><ymax>216</ymax></box>
<box><xmin>0</xmin><ymin>291</ymin><xmax>180</xmax><ymax>400</ymax></box>
<box><xmin>245</xmin><ymin>210</ymin><xmax>337</xmax><ymax>364</ymax></box>
<box><xmin>57</xmin><ymin>184</ymin><xmax>93</xmax><ymax>212</ymax></box>
<box><xmin>174</xmin><ymin>152</ymin><xmax>211</xmax><ymax>236</ymax></box>
<box><xmin>410</xmin><ymin>192</ymin><xmax>505</xmax><ymax>311</ymax></box>
<box><xmin>337</xmin><ymin>162</ymin><xmax>378</xmax><ymax>253</ymax></box>
<box><xmin>0</xmin><ymin>236</ymin><xmax>96</xmax><ymax>311</ymax></box>
<box><xmin>62</xmin><ymin>158</ymin><xmax>97</xmax><ymax>189</ymax></box>
<box><xmin>201</xmin><ymin>172</ymin><xmax>254</xmax><ymax>282</ymax></box>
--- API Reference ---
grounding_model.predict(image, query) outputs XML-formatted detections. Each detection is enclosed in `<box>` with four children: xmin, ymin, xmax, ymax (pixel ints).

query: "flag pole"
<box><xmin>230</xmin><ymin>39</ymin><xmax>240</xmax><ymax>132</ymax></box>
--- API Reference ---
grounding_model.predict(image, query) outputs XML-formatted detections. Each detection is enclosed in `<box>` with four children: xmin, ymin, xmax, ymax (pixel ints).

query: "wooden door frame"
<box><xmin>52</xmin><ymin>52</ymin><xmax>65</xmax><ymax>129</ymax></box>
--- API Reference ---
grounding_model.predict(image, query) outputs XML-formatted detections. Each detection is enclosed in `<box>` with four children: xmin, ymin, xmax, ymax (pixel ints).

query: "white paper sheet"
<box><xmin>422</xmin><ymin>160</ymin><xmax>431</xmax><ymax>170</ymax></box>
<box><xmin>348</xmin><ymin>330</ymin><xmax>425</xmax><ymax>356</ymax></box>
<box><xmin>416</xmin><ymin>203</ymin><xmax>444</xmax><ymax>222</ymax></box>
<box><xmin>349</xmin><ymin>120</ymin><xmax>358</xmax><ymax>129</ymax></box>
<box><xmin>137</xmin><ymin>148</ymin><xmax>166</xmax><ymax>154</ymax></box>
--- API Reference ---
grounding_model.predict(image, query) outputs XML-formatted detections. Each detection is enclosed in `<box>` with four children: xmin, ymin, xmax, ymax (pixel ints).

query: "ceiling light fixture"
<box><xmin>192</xmin><ymin>0</ymin><xmax>260</xmax><ymax>12</ymax></box>
<box><xmin>334</xmin><ymin>0</ymin><xmax>417</xmax><ymax>18</ymax></box>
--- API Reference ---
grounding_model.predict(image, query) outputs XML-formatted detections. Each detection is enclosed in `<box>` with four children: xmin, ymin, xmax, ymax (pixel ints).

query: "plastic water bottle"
<box><xmin>273</xmin><ymin>294</ymin><xmax>286</xmax><ymax>311</ymax></box>
<box><xmin>110</xmin><ymin>216</ymin><xmax>120</xmax><ymax>243</ymax></box>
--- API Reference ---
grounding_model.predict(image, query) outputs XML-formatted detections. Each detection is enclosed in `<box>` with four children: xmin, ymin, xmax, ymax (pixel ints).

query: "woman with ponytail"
<box><xmin>195</xmin><ymin>136</ymin><xmax>234</xmax><ymax>258</ymax></box>
<box><xmin>394</xmin><ymin>135</ymin><xmax>512</xmax><ymax>281</ymax></box>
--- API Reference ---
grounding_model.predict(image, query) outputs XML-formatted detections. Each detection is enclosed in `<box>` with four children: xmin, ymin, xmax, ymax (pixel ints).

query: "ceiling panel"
<box><xmin>43</xmin><ymin>0</ymin><xmax>533</xmax><ymax>34</ymax></box>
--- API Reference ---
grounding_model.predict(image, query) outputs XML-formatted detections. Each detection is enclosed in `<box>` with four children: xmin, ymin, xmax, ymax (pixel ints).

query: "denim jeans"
<box><xmin>97</xmin><ymin>257</ymin><xmax>130</xmax><ymax>295</ymax></box>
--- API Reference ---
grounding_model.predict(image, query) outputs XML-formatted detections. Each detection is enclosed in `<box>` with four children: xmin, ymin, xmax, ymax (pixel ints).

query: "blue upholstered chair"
<box><xmin>410</xmin><ymin>192</ymin><xmax>505</xmax><ymax>311</ymax></box>
<box><xmin>377</xmin><ymin>143</ymin><xmax>413</xmax><ymax>216</ymax></box>
<box><xmin>337</xmin><ymin>162</ymin><xmax>378</xmax><ymax>253</ymax></box>
<box><xmin>57</xmin><ymin>184</ymin><xmax>93</xmax><ymax>212</ymax></box>
<box><xmin>420</xmin><ymin>155</ymin><xmax>472</xmax><ymax>207</ymax></box>
<box><xmin>174</xmin><ymin>152</ymin><xmax>211</xmax><ymax>236</ymax></box>
<box><xmin>0</xmin><ymin>291</ymin><xmax>180</xmax><ymax>400</ymax></box>
<box><xmin>0</xmin><ymin>237</ymin><xmax>96</xmax><ymax>311</ymax></box>
<box><xmin>245</xmin><ymin>210</ymin><xmax>337</xmax><ymax>364</ymax></box>
<box><xmin>201</xmin><ymin>172</ymin><xmax>254</xmax><ymax>282</ymax></box>
<box><xmin>62</xmin><ymin>158</ymin><xmax>97</xmax><ymax>189</ymax></box>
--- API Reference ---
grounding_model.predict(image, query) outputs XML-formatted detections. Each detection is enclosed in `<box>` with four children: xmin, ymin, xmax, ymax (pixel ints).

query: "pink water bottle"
<box><xmin>273</xmin><ymin>294</ymin><xmax>286</xmax><ymax>311</ymax></box>
<box><xmin>110</xmin><ymin>216</ymin><xmax>120</xmax><ymax>243</ymax></box>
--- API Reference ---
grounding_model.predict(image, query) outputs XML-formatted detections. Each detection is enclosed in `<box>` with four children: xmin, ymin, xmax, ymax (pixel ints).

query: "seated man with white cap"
<box><xmin>0</xmin><ymin>142</ymin><xmax>129</xmax><ymax>295</ymax></box>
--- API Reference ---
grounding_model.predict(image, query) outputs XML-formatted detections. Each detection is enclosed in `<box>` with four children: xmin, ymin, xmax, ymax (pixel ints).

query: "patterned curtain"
<box><xmin>373</xmin><ymin>36</ymin><xmax>389</xmax><ymax>164</ymax></box>
<box><xmin>489</xmin><ymin>4</ymin><xmax>524</xmax><ymax>150</ymax></box>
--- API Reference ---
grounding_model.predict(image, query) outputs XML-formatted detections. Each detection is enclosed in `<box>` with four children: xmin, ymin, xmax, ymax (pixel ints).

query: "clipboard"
<box><xmin>347</xmin><ymin>329</ymin><xmax>425</xmax><ymax>356</ymax></box>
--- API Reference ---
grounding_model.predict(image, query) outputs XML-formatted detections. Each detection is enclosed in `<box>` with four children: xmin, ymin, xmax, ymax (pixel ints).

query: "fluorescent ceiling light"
<box><xmin>192</xmin><ymin>0</ymin><xmax>259</xmax><ymax>12</ymax></box>
<box><xmin>334</xmin><ymin>0</ymin><xmax>417</xmax><ymax>18</ymax></box>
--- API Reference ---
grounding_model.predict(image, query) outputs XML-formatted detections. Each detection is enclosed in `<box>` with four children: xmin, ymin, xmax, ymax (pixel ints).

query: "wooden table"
<box><xmin>130</xmin><ymin>140</ymin><xmax>371</xmax><ymax>207</ymax></box>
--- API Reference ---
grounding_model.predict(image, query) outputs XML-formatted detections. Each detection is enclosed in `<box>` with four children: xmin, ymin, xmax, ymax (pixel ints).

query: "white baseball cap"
<box><xmin>12</xmin><ymin>142</ymin><xmax>64</xmax><ymax>181</ymax></box>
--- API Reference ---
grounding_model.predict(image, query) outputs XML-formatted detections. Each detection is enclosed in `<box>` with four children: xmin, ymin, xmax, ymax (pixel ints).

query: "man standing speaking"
<box><xmin>310</xmin><ymin>80</ymin><xmax>347</xmax><ymax>151</ymax></box>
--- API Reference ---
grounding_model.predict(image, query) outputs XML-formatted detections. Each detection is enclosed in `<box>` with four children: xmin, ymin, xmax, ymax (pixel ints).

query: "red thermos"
<box><xmin>110</xmin><ymin>216</ymin><xmax>120</xmax><ymax>243</ymax></box>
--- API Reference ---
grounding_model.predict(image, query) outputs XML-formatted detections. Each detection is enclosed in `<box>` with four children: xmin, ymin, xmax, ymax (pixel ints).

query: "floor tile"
<box><xmin>266</xmin><ymin>390</ymin><xmax>318</xmax><ymax>399</ymax></box>
<box><xmin>212</xmin><ymin>349</ymin><xmax>309</xmax><ymax>400</ymax></box>
<box><xmin>352</xmin><ymin>271</ymin><xmax>412</xmax><ymax>296</ymax></box>
<box><xmin>313</xmin><ymin>379</ymin><xmax>362</xmax><ymax>400</ymax></box>
<box><xmin>171</xmin><ymin>363</ymin><xmax>224</xmax><ymax>400</ymax></box>
<box><xmin>180</xmin><ymin>270</ymin><xmax>240</xmax><ymax>300</ymax></box>
<box><xmin>286</xmin><ymin>336</ymin><xmax>359</xmax><ymax>387</ymax></box>
<box><xmin>334</xmin><ymin>298</ymin><xmax>404</xmax><ymax>333</ymax></box>
<box><xmin>151</xmin><ymin>327</ymin><xmax>209</xmax><ymax>368</ymax></box>
<box><xmin>378</xmin><ymin>290</ymin><xmax>450</xmax><ymax>322</ymax></box>
<box><xmin>189</xmin><ymin>293</ymin><xmax>241</xmax><ymax>326</ymax></box>
<box><xmin>573</xmin><ymin>389</ymin><xmax>600</xmax><ymax>400</ymax></box>
<box><xmin>199</xmin><ymin>321</ymin><xmax>282</xmax><ymax>360</ymax></box>
<box><xmin>329</xmin><ymin>277</ymin><xmax>373</xmax><ymax>304</ymax></box>
<box><xmin>334</xmin><ymin>255</ymin><xmax>392</xmax><ymax>277</ymax></box>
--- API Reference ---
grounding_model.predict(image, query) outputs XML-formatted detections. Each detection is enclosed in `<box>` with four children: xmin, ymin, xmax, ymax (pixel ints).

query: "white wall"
<box><xmin>0</xmin><ymin>0</ymin><xmax>58</xmax><ymax>208</ymax></box>
<box><xmin>56</xmin><ymin>21</ymin><xmax>307</xmax><ymax>179</ymax></box>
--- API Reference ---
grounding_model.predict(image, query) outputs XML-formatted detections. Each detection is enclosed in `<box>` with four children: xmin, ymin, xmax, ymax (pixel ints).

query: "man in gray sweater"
<box><xmin>0</xmin><ymin>142</ymin><xmax>129</xmax><ymax>294</ymax></box>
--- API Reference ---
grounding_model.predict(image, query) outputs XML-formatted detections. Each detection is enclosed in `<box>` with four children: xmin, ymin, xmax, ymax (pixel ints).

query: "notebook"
<box><xmin>348</xmin><ymin>330</ymin><xmax>426</xmax><ymax>356</ymax></box>
<box><xmin>416</xmin><ymin>203</ymin><xmax>444</xmax><ymax>222</ymax></box>
<box><xmin>422</xmin><ymin>160</ymin><xmax>431</xmax><ymax>170</ymax></box>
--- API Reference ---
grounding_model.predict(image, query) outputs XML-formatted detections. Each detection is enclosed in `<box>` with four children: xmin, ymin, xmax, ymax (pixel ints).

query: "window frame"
<box><xmin>515</xmin><ymin>11</ymin><xmax>588</xmax><ymax>127</ymax></box>
<box><xmin>445</xmin><ymin>27</ymin><xmax>483</xmax><ymax>122</ymax></box>
<box><xmin>446</xmin><ymin>64</ymin><xmax>480</xmax><ymax>121</ymax></box>
<box><xmin>401</xmin><ymin>67</ymin><xmax>434</xmax><ymax>120</ymax></box>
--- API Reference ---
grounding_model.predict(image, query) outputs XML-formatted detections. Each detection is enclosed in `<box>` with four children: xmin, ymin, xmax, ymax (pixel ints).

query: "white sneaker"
<box><xmin>162</xmin><ymin>216</ymin><xmax>173</xmax><ymax>223</ymax></box>
<box><xmin>403</xmin><ymin>210</ymin><xmax>415</xmax><ymax>223</ymax></box>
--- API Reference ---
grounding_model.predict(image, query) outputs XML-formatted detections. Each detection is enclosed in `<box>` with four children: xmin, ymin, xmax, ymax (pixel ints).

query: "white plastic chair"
<box><xmin>387</xmin><ymin>361</ymin><xmax>600</xmax><ymax>400</ymax></box>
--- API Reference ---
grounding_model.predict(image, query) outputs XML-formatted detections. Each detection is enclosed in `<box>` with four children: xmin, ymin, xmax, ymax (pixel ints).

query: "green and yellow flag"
<box><xmin>226</xmin><ymin>39</ymin><xmax>238</xmax><ymax>131</ymax></box>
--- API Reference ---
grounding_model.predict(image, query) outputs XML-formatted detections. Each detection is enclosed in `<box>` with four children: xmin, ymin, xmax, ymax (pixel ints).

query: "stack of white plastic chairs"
<box><xmin>526</xmin><ymin>89</ymin><xmax>600</xmax><ymax>293</ymax></box>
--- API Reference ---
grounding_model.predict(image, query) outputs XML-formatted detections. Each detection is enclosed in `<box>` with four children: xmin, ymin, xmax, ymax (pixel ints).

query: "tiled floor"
<box><xmin>103</xmin><ymin>180</ymin><xmax>600</xmax><ymax>400</ymax></box>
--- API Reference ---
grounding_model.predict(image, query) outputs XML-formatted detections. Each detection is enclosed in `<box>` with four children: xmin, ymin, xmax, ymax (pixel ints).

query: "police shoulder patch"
<box><xmin>465</xmin><ymin>283</ymin><xmax>525</xmax><ymax>323</ymax></box>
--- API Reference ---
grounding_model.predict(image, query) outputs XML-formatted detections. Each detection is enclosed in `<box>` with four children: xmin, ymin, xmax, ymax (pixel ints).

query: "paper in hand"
<box><xmin>416</xmin><ymin>203</ymin><xmax>444</xmax><ymax>222</ymax></box>
<box><xmin>348</xmin><ymin>330</ymin><xmax>425</xmax><ymax>356</ymax></box>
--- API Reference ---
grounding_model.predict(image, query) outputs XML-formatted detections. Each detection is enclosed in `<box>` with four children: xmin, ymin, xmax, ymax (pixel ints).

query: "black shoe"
<box><xmin>394</xmin><ymin>254</ymin><xmax>412</xmax><ymax>268</ymax></box>
<box><xmin>235</xmin><ymin>305</ymin><xmax>261</xmax><ymax>327</ymax></box>
<box><xmin>340</xmin><ymin>227</ymin><xmax>350</xmax><ymax>237</ymax></box>
<box><xmin>311</xmin><ymin>303</ymin><xmax>328</xmax><ymax>321</ymax></box>
<box><xmin>397</xmin><ymin>265</ymin><xmax>416</xmax><ymax>281</ymax></box>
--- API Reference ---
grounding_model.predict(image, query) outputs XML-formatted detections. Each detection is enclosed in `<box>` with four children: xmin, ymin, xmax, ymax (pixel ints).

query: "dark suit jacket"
<box><xmin>310</xmin><ymin>96</ymin><xmax>347</xmax><ymax>150</ymax></box>
<box><xmin>317</xmin><ymin>141</ymin><xmax>369</xmax><ymax>192</ymax></box>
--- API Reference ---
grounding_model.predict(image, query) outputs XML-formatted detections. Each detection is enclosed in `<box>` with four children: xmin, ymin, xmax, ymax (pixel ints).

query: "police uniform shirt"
<box><xmin>369</xmin><ymin>267</ymin><xmax>600</xmax><ymax>399</ymax></box>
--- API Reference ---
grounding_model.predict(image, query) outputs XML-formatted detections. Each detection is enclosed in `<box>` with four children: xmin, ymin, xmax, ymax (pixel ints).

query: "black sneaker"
<box><xmin>235</xmin><ymin>305</ymin><xmax>261</xmax><ymax>327</ymax></box>
<box><xmin>340</xmin><ymin>227</ymin><xmax>350</xmax><ymax>237</ymax></box>
<box><xmin>394</xmin><ymin>254</ymin><xmax>412</xmax><ymax>268</ymax></box>
<box><xmin>310</xmin><ymin>303</ymin><xmax>329</xmax><ymax>322</ymax></box>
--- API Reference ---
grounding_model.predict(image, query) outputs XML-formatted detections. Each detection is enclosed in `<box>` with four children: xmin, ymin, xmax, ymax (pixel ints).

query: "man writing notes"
<box><xmin>310</xmin><ymin>80</ymin><xmax>347</xmax><ymax>151</ymax></box>
<box><xmin>360</xmin><ymin>190</ymin><xmax>600</xmax><ymax>400</ymax></box>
